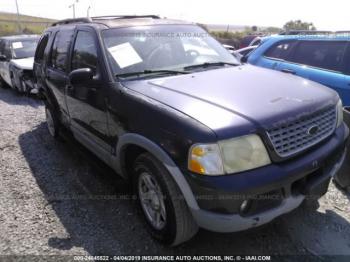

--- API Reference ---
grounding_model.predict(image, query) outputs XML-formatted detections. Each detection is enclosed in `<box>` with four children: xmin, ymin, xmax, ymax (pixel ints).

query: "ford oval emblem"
<box><xmin>307</xmin><ymin>125</ymin><xmax>319</xmax><ymax>136</ymax></box>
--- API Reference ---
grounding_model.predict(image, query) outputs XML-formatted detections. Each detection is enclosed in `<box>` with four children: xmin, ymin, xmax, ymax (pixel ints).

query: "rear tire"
<box><xmin>0</xmin><ymin>75</ymin><xmax>8</xmax><ymax>88</ymax></box>
<box><xmin>10</xmin><ymin>74</ymin><xmax>21</xmax><ymax>94</ymax></box>
<box><xmin>45</xmin><ymin>105</ymin><xmax>60</xmax><ymax>139</ymax></box>
<box><xmin>133</xmin><ymin>153</ymin><xmax>198</xmax><ymax>246</ymax></box>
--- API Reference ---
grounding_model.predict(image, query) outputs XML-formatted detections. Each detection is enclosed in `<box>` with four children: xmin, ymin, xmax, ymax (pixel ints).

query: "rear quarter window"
<box><xmin>288</xmin><ymin>41</ymin><xmax>348</xmax><ymax>72</ymax></box>
<box><xmin>35</xmin><ymin>33</ymin><xmax>50</xmax><ymax>63</ymax></box>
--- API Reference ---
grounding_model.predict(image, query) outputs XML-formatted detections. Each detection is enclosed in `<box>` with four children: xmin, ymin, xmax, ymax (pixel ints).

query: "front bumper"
<box><xmin>185</xmin><ymin>123</ymin><xmax>349</xmax><ymax>232</ymax></box>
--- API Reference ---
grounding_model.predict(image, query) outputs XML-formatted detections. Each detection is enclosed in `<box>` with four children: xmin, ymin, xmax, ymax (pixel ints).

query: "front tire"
<box><xmin>133</xmin><ymin>153</ymin><xmax>198</xmax><ymax>246</ymax></box>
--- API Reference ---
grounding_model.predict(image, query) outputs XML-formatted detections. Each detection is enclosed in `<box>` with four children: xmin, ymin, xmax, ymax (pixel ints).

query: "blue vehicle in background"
<box><xmin>248</xmin><ymin>32</ymin><xmax>350</xmax><ymax>106</ymax></box>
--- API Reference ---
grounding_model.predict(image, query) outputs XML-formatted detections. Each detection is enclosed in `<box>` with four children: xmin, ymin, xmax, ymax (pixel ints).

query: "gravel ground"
<box><xmin>0</xmin><ymin>87</ymin><xmax>350</xmax><ymax>258</ymax></box>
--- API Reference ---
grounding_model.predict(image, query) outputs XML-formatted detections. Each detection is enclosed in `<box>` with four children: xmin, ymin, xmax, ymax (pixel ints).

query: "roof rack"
<box><xmin>279</xmin><ymin>30</ymin><xmax>332</xmax><ymax>35</ymax></box>
<box><xmin>52</xmin><ymin>17</ymin><xmax>92</xmax><ymax>26</ymax></box>
<box><xmin>335</xmin><ymin>31</ymin><xmax>350</xmax><ymax>34</ymax></box>
<box><xmin>51</xmin><ymin>15</ymin><xmax>160</xmax><ymax>27</ymax></box>
<box><xmin>91</xmin><ymin>15</ymin><xmax>160</xmax><ymax>20</ymax></box>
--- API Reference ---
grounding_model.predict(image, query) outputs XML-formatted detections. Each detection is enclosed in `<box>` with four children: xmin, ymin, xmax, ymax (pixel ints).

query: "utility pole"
<box><xmin>69</xmin><ymin>0</ymin><xmax>79</xmax><ymax>18</ymax></box>
<box><xmin>87</xmin><ymin>6</ymin><xmax>91</xmax><ymax>18</ymax></box>
<box><xmin>15</xmin><ymin>0</ymin><xmax>21</xmax><ymax>33</ymax></box>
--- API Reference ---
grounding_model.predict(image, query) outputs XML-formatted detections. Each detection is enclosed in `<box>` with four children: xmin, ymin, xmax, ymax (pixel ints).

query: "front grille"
<box><xmin>267</xmin><ymin>106</ymin><xmax>337</xmax><ymax>158</ymax></box>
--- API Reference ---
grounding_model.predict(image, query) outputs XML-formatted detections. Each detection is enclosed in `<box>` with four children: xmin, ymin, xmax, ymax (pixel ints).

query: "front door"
<box><xmin>65</xmin><ymin>29</ymin><xmax>111</xmax><ymax>161</ymax></box>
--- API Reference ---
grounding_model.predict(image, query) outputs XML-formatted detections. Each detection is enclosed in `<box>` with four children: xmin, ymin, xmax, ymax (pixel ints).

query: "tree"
<box><xmin>251</xmin><ymin>25</ymin><xmax>258</xmax><ymax>32</ymax></box>
<box><xmin>263</xmin><ymin>27</ymin><xmax>282</xmax><ymax>34</ymax></box>
<box><xmin>283</xmin><ymin>20</ymin><xmax>317</xmax><ymax>31</ymax></box>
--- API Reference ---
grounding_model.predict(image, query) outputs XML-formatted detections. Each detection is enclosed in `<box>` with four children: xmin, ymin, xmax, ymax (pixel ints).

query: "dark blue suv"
<box><xmin>34</xmin><ymin>16</ymin><xmax>348</xmax><ymax>245</ymax></box>
<box><xmin>248</xmin><ymin>34</ymin><xmax>350</xmax><ymax>105</ymax></box>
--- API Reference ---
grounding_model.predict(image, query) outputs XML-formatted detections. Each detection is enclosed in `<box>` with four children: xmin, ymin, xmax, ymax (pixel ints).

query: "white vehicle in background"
<box><xmin>222</xmin><ymin>44</ymin><xmax>236</xmax><ymax>53</ymax></box>
<box><xmin>0</xmin><ymin>34</ymin><xmax>39</xmax><ymax>94</ymax></box>
<box><xmin>232</xmin><ymin>45</ymin><xmax>258</xmax><ymax>62</ymax></box>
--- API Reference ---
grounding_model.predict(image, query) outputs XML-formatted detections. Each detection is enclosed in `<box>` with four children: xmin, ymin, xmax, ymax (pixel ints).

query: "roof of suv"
<box><xmin>263</xmin><ymin>34</ymin><xmax>350</xmax><ymax>44</ymax></box>
<box><xmin>50</xmin><ymin>15</ymin><xmax>193</xmax><ymax>29</ymax></box>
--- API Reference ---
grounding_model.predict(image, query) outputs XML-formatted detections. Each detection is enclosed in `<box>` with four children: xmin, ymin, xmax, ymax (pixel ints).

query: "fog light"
<box><xmin>240</xmin><ymin>200</ymin><xmax>251</xmax><ymax>214</ymax></box>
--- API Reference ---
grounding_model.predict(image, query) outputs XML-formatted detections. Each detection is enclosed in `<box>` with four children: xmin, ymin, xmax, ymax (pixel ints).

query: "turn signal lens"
<box><xmin>188</xmin><ymin>144</ymin><xmax>224</xmax><ymax>175</ymax></box>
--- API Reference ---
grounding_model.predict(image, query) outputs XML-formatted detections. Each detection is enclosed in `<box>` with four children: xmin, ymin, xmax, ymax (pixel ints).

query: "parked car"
<box><xmin>0</xmin><ymin>34</ymin><xmax>40</xmax><ymax>93</ymax></box>
<box><xmin>223</xmin><ymin>44</ymin><xmax>235</xmax><ymax>53</ymax></box>
<box><xmin>239</xmin><ymin>35</ymin><xmax>262</xmax><ymax>48</ymax></box>
<box><xmin>35</xmin><ymin>16</ymin><xmax>348</xmax><ymax>246</ymax></box>
<box><xmin>248</xmin><ymin>34</ymin><xmax>350</xmax><ymax>106</ymax></box>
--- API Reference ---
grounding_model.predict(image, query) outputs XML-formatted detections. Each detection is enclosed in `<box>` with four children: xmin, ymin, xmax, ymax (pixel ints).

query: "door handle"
<box><xmin>281</xmin><ymin>68</ymin><xmax>296</xmax><ymax>75</ymax></box>
<box><xmin>66</xmin><ymin>85</ymin><xmax>74</xmax><ymax>90</ymax></box>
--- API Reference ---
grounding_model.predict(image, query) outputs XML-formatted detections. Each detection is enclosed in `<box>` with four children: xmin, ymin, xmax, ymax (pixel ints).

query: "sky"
<box><xmin>1</xmin><ymin>0</ymin><xmax>350</xmax><ymax>30</ymax></box>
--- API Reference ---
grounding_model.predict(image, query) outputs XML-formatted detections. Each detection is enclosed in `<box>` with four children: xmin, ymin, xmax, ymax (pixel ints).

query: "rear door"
<box><xmin>65</xmin><ymin>28</ymin><xmax>111</xmax><ymax>161</ymax></box>
<box><xmin>46</xmin><ymin>29</ymin><xmax>74</xmax><ymax>122</ymax></box>
<box><xmin>281</xmin><ymin>40</ymin><xmax>349</xmax><ymax>105</ymax></box>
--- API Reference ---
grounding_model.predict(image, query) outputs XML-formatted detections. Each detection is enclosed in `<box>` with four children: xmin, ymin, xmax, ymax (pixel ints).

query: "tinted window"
<box><xmin>35</xmin><ymin>34</ymin><xmax>49</xmax><ymax>62</ymax></box>
<box><xmin>71</xmin><ymin>31</ymin><xmax>97</xmax><ymax>73</ymax></box>
<box><xmin>50</xmin><ymin>30</ymin><xmax>74</xmax><ymax>71</ymax></box>
<box><xmin>2</xmin><ymin>41</ymin><xmax>12</xmax><ymax>59</ymax></box>
<box><xmin>0</xmin><ymin>40</ymin><xmax>5</xmax><ymax>55</ymax></box>
<box><xmin>265</xmin><ymin>41</ymin><xmax>297</xmax><ymax>60</ymax></box>
<box><xmin>289</xmin><ymin>41</ymin><xmax>347</xmax><ymax>72</ymax></box>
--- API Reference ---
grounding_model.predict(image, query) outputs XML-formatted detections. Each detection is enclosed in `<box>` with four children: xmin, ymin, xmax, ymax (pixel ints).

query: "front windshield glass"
<box><xmin>11</xmin><ymin>38</ymin><xmax>39</xmax><ymax>59</ymax></box>
<box><xmin>102</xmin><ymin>25</ymin><xmax>239</xmax><ymax>77</ymax></box>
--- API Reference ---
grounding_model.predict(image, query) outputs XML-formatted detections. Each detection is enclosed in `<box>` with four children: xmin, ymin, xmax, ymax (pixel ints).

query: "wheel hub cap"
<box><xmin>138</xmin><ymin>172</ymin><xmax>166</xmax><ymax>230</ymax></box>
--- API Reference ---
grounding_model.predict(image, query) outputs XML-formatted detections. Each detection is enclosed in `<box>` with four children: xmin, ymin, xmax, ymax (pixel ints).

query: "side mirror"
<box><xmin>69</xmin><ymin>68</ymin><xmax>93</xmax><ymax>85</ymax></box>
<box><xmin>0</xmin><ymin>55</ymin><xmax>7</xmax><ymax>62</ymax></box>
<box><xmin>240</xmin><ymin>55</ymin><xmax>248</xmax><ymax>63</ymax></box>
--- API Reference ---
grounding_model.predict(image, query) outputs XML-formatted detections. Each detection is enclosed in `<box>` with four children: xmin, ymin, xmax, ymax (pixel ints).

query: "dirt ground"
<box><xmin>0</xmin><ymin>87</ymin><xmax>349</xmax><ymax>259</ymax></box>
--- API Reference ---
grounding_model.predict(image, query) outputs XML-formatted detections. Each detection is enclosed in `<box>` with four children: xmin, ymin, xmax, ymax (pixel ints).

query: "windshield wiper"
<box><xmin>116</xmin><ymin>69</ymin><xmax>189</xmax><ymax>79</ymax></box>
<box><xmin>184</xmin><ymin>62</ymin><xmax>239</xmax><ymax>71</ymax></box>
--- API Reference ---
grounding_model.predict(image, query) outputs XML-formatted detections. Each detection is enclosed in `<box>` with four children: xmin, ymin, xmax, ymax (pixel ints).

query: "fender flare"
<box><xmin>114</xmin><ymin>133</ymin><xmax>199</xmax><ymax>210</ymax></box>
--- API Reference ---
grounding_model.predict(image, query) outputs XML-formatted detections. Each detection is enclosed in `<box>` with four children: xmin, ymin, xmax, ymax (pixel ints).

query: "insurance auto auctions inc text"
<box><xmin>74</xmin><ymin>255</ymin><xmax>272</xmax><ymax>261</ymax></box>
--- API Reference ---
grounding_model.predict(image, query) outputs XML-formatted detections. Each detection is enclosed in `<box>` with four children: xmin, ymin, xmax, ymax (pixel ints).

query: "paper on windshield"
<box><xmin>108</xmin><ymin>42</ymin><xmax>142</xmax><ymax>69</ymax></box>
<box><xmin>12</xmin><ymin>42</ymin><xmax>23</xmax><ymax>49</ymax></box>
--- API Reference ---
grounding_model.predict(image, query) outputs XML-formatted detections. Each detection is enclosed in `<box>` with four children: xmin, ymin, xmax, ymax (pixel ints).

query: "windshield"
<box><xmin>102</xmin><ymin>25</ymin><xmax>239</xmax><ymax>77</ymax></box>
<box><xmin>11</xmin><ymin>38</ymin><xmax>39</xmax><ymax>59</ymax></box>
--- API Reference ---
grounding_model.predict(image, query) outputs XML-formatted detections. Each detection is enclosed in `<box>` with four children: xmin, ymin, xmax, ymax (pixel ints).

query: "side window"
<box><xmin>71</xmin><ymin>31</ymin><xmax>98</xmax><ymax>74</ymax></box>
<box><xmin>0</xmin><ymin>40</ymin><xmax>5</xmax><ymax>55</ymax></box>
<box><xmin>264</xmin><ymin>41</ymin><xmax>297</xmax><ymax>60</ymax></box>
<box><xmin>4</xmin><ymin>41</ymin><xmax>12</xmax><ymax>59</ymax></box>
<box><xmin>289</xmin><ymin>41</ymin><xmax>347</xmax><ymax>72</ymax></box>
<box><xmin>344</xmin><ymin>45</ymin><xmax>350</xmax><ymax>75</ymax></box>
<box><xmin>35</xmin><ymin>34</ymin><xmax>50</xmax><ymax>62</ymax></box>
<box><xmin>50</xmin><ymin>30</ymin><xmax>74</xmax><ymax>71</ymax></box>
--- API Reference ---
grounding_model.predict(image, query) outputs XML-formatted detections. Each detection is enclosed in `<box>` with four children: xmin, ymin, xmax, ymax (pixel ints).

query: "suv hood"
<box><xmin>123</xmin><ymin>65</ymin><xmax>338</xmax><ymax>139</ymax></box>
<box><xmin>10</xmin><ymin>57</ymin><xmax>34</xmax><ymax>70</ymax></box>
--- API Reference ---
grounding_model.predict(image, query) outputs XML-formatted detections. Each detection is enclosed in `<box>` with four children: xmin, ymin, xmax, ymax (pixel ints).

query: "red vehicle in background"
<box><xmin>239</xmin><ymin>35</ymin><xmax>262</xmax><ymax>48</ymax></box>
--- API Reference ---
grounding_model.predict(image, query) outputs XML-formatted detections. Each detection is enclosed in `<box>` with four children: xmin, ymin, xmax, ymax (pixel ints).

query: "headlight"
<box><xmin>188</xmin><ymin>134</ymin><xmax>271</xmax><ymax>175</ymax></box>
<box><xmin>188</xmin><ymin>144</ymin><xmax>224</xmax><ymax>175</ymax></box>
<box><xmin>219</xmin><ymin>135</ymin><xmax>271</xmax><ymax>174</ymax></box>
<box><xmin>336</xmin><ymin>99</ymin><xmax>343</xmax><ymax>128</ymax></box>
